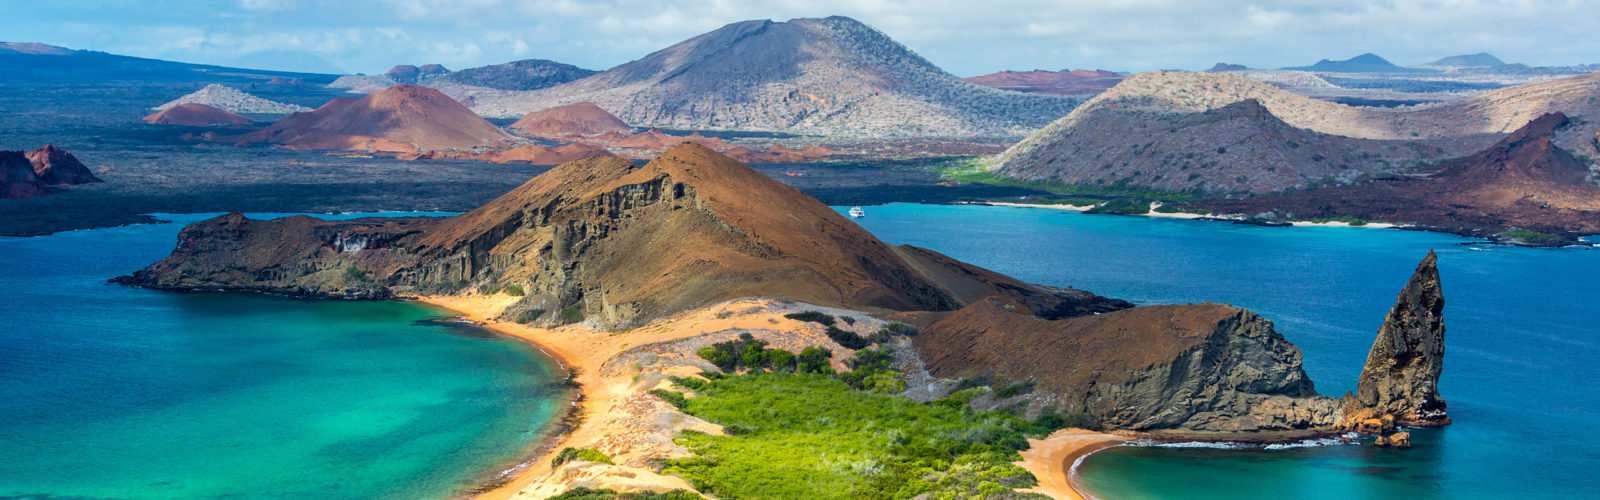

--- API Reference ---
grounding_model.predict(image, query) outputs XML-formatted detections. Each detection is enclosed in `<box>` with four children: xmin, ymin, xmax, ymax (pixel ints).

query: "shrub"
<box><xmin>669</xmin><ymin>376</ymin><xmax>707</xmax><ymax>391</ymax></box>
<box><xmin>695</xmin><ymin>333</ymin><xmax>770</xmax><ymax>372</ymax></box>
<box><xmin>1085</xmin><ymin>198</ymin><xmax>1150</xmax><ymax>215</ymax></box>
<box><xmin>548</xmin><ymin>487</ymin><xmax>699</xmax><ymax>500</ymax></box>
<box><xmin>995</xmin><ymin>380</ymin><xmax>1036</xmax><ymax>399</ymax></box>
<box><xmin>514</xmin><ymin>308</ymin><xmax>545</xmax><ymax>324</ymax></box>
<box><xmin>552</xmin><ymin>447</ymin><xmax>614</xmax><ymax>469</ymax></box>
<box><xmin>1153</xmin><ymin>204</ymin><xmax>1182</xmax><ymax>214</ymax></box>
<box><xmin>784</xmin><ymin>311</ymin><xmax>836</xmax><ymax>326</ymax></box>
<box><xmin>1061</xmin><ymin>412</ymin><xmax>1104</xmax><ymax>431</ymax></box>
<box><xmin>825</xmin><ymin>326</ymin><xmax>870</xmax><ymax>350</ymax></box>
<box><xmin>344</xmin><ymin>265</ymin><xmax>368</xmax><ymax>282</ymax></box>
<box><xmin>797</xmin><ymin>347</ymin><xmax>833</xmax><ymax>374</ymax></box>
<box><xmin>650</xmin><ymin>389</ymin><xmax>690</xmax><ymax>410</ymax></box>
<box><xmin>502</xmin><ymin>283</ymin><xmax>525</xmax><ymax>296</ymax></box>
<box><xmin>559</xmin><ymin>304</ymin><xmax>584</xmax><ymax>324</ymax></box>
<box><xmin>766</xmin><ymin>349</ymin><xmax>796</xmax><ymax>373</ymax></box>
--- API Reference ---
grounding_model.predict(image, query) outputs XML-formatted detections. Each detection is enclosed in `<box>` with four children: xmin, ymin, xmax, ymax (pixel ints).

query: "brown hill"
<box><xmin>1</xmin><ymin>151</ymin><xmax>46</xmax><ymax>199</ymax></box>
<box><xmin>964</xmin><ymin>69</ymin><xmax>1124</xmax><ymax>95</ymax></box>
<box><xmin>484</xmin><ymin>143</ymin><xmax>613</xmax><ymax>165</ymax></box>
<box><xmin>509</xmin><ymin>102</ymin><xmax>631</xmax><ymax>138</ymax></box>
<box><xmin>1198</xmin><ymin>113</ymin><xmax>1600</xmax><ymax>240</ymax></box>
<box><xmin>142</xmin><ymin>103</ymin><xmax>251</xmax><ymax>126</ymax></box>
<box><xmin>120</xmin><ymin>143</ymin><xmax>1102</xmax><ymax>328</ymax></box>
<box><xmin>236</xmin><ymin>84</ymin><xmax>512</xmax><ymax>152</ymax></box>
<box><xmin>26</xmin><ymin>145</ymin><xmax>101</xmax><ymax>186</ymax></box>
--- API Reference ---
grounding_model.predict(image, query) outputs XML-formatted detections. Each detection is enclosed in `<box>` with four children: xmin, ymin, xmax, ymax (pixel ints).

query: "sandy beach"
<box><xmin>416</xmin><ymin>295</ymin><xmax>882</xmax><ymax>499</ymax></box>
<box><xmin>984</xmin><ymin>201</ymin><xmax>1401</xmax><ymax>228</ymax></box>
<box><xmin>1015</xmin><ymin>429</ymin><xmax>1130</xmax><ymax>500</ymax></box>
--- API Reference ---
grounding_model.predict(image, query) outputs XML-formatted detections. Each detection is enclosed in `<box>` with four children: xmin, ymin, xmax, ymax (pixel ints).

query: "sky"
<box><xmin>4</xmin><ymin>0</ymin><xmax>1598</xmax><ymax>76</ymax></box>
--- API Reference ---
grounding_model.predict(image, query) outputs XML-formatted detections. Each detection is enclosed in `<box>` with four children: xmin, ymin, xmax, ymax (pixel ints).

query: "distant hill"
<box><xmin>509</xmin><ymin>101</ymin><xmax>631</xmax><ymax>138</ymax></box>
<box><xmin>154</xmin><ymin>84</ymin><xmax>311</xmax><ymax>114</ymax></box>
<box><xmin>963</xmin><ymin>69</ymin><xmax>1123</xmax><ymax>95</ymax></box>
<box><xmin>444</xmin><ymin>59</ymin><xmax>597</xmax><ymax>91</ymax></box>
<box><xmin>458</xmin><ymin>16</ymin><xmax>1082</xmax><ymax>137</ymax></box>
<box><xmin>1206</xmin><ymin>63</ymin><xmax>1248</xmax><ymax>72</ymax></box>
<box><xmin>1422</xmin><ymin>53</ymin><xmax>1506</xmax><ymax>68</ymax></box>
<box><xmin>1285</xmin><ymin>53</ymin><xmax>1434</xmax><ymax>73</ymax></box>
<box><xmin>143</xmin><ymin>103</ymin><xmax>252</xmax><ymax>126</ymax></box>
<box><xmin>235</xmin><ymin>84</ymin><xmax>512</xmax><ymax>152</ymax></box>
<box><xmin>989</xmin><ymin>70</ymin><xmax>1600</xmax><ymax>193</ymax></box>
<box><xmin>0</xmin><ymin>41</ymin><xmax>338</xmax><ymax>84</ymax></box>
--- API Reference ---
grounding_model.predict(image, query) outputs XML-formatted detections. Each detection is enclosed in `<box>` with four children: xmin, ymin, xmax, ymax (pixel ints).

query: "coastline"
<box><xmin>1015</xmin><ymin>428</ymin><xmax>1130</xmax><ymax>500</ymax></box>
<box><xmin>981</xmin><ymin>201</ymin><xmax>1402</xmax><ymax>229</ymax></box>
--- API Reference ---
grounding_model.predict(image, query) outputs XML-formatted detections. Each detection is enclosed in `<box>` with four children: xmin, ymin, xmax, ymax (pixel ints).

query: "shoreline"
<box><xmin>981</xmin><ymin>201</ymin><xmax>1403</xmax><ymax>229</ymax></box>
<box><xmin>1015</xmin><ymin>429</ymin><xmax>1130</xmax><ymax>500</ymax></box>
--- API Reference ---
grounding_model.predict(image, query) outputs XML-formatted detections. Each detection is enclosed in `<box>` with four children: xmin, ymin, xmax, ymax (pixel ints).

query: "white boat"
<box><xmin>848</xmin><ymin>206</ymin><xmax>865</xmax><ymax>218</ymax></box>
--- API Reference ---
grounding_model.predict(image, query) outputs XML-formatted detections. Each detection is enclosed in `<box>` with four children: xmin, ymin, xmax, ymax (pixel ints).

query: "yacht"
<box><xmin>848</xmin><ymin>206</ymin><xmax>865</xmax><ymax>218</ymax></box>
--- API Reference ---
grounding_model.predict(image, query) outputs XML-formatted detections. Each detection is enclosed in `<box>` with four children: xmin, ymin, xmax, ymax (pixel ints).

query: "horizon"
<box><xmin>4</xmin><ymin>1</ymin><xmax>1598</xmax><ymax>76</ymax></box>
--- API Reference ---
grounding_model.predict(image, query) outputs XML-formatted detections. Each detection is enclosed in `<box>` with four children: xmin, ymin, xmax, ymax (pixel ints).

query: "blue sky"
<box><xmin>4</xmin><ymin>0</ymin><xmax>1597</xmax><ymax>76</ymax></box>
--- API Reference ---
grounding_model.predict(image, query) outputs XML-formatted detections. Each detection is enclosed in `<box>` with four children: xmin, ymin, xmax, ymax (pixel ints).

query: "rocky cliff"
<box><xmin>120</xmin><ymin>143</ymin><xmax>1101</xmax><ymax>329</ymax></box>
<box><xmin>1348</xmin><ymin>251</ymin><xmax>1449</xmax><ymax>427</ymax></box>
<box><xmin>914</xmin><ymin>297</ymin><xmax>1339</xmax><ymax>434</ymax></box>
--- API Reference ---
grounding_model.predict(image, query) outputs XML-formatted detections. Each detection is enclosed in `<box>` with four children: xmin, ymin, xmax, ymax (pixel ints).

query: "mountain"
<box><xmin>1422</xmin><ymin>53</ymin><xmax>1506</xmax><ymax>68</ymax></box>
<box><xmin>234</xmin><ymin>84</ymin><xmax>513</xmax><ymax>152</ymax></box>
<box><xmin>143</xmin><ymin>103</ymin><xmax>252</xmax><ymax>126</ymax></box>
<box><xmin>458</xmin><ymin>17</ymin><xmax>1083</xmax><ymax>137</ymax></box>
<box><xmin>1285</xmin><ymin>53</ymin><xmax>1433</xmax><ymax>73</ymax></box>
<box><xmin>1199</xmin><ymin>113</ymin><xmax>1600</xmax><ymax>241</ymax></box>
<box><xmin>384</xmin><ymin>64</ymin><xmax>451</xmax><ymax>84</ymax></box>
<box><xmin>963</xmin><ymin>69</ymin><xmax>1123</xmax><ymax>95</ymax></box>
<box><xmin>1206</xmin><ymin>62</ymin><xmax>1248</xmax><ymax>72</ymax></box>
<box><xmin>119</xmin><ymin>143</ymin><xmax>1108</xmax><ymax>328</ymax></box>
<box><xmin>1</xmin><ymin>151</ymin><xmax>46</xmax><ymax>199</ymax></box>
<box><xmin>154</xmin><ymin>84</ymin><xmax>312</xmax><ymax>114</ymax></box>
<box><xmin>990</xmin><ymin>70</ymin><xmax>1600</xmax><ymax>194</ymax></box>
<box><xmin>443</xmin><ymin>59</ymin><xmax>598</xmax><ymax>91</ymax></box>
<box><xmin>509</xmin><ymin>101</ymin><xmax>632</xmax><ymax>138</ymax></box>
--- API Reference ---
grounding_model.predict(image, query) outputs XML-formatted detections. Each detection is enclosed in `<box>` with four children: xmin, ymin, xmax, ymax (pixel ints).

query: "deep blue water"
<box><xmin>0</xmin><ymin>213</ymin><xmax>567</xmax><ymax>500</ymax></box>
<box><xmin>839</xmin><ymin>203</ymin><xmax>1599</xmax><ymax>499</ymax></box>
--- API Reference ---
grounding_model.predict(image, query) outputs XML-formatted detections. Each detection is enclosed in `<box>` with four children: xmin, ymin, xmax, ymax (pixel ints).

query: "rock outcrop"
<box><xmin>120</xmin><ymin>143</ymin><xmax>1099</xmax><ymax>329</ymax></box>
<box><xmin>1350</xmin><ymin>251</ymin><xmax>1449</xmax><ymax>427</ymax></box>
<box><xmin>153</xmin><ymin>84</ymin><xmax>311</xmax><ymax>114</ymax></box>
<box><xmin>1</xmin><ymin>151</ymin><xmax>46</xmax><ymax>199</ymax></box>
<box><xmin>25</xmin><ymin>145</ymin><xmax>101</xmax><ymax>186</ymax></box>
<box><xmin>142</xmin><ymin>103</ymin><xmax>252</xmax><ymax>126</ymax></box>
<box><xmin>233</xmin><ymin>84</ymin><xmax>513</xmax><ymax>152</ymax></box>
<box><xmin>914</xmin><ymin>297</ymin><xmax>1339</xmax><ymax>434</ymax></box>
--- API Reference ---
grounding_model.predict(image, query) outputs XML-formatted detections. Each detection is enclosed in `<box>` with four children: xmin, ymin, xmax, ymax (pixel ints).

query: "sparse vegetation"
<box><xmin>785</xmin><ymin>310</ymin><xmax>836</xmax><ymax>326</ymax></box>
<box><xmin>547</xmin><ymin>487</ymin><xmax>699</xmax><ymax>500</ymax></box>
<box><xmin>1500</xmin><ymin>228</ymin><xmax>1564</xmax><ymax>245</ymax></box>
<box><xmin>552</xmin><ymin>447</ymin><xmax>615</xmax><ymax>469</ymax></box>
<box><xmin>502</xmin><ymin>283</ymin><xmax>525</xmax><ymax>296</ymax></box>
<box><xmin>1084</xmin><ymin>199</ymin><xmax>1151</xmax><ymax>215</ymax></box>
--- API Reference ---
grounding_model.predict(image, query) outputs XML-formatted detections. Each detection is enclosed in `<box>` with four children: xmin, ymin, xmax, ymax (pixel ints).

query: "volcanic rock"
<box><xmin>1352</xmin><ymin>251</ymin><xmax>1449</xmax><ymax>426</ymax></box>
<box><xmin>120</xmin><ymin>143</ymin><xmax>1091</xmax><ymax>329</ymax></box>
<box><xmin>510</xmin><ymin>102</ymin><xmax>631</xmax><ymax>138</ymax></box>
<box><xmin>26</xmin><ymin>145</ymin><xmax>101</xmax><ymax>186</ymax></box>
<box><xmin>1</xmin><ymin>151</ymin><xmax>46</xmax><ymax>199</ymax></box>
<box><xmin>914</xmin><ymin>297</ymin><xmax>1339</xmax><ymax>433</ymax></box>
<box><xmin>143</xmin><ymin>103</ymin><xmax>252</xmax><ymax>126</ymax></box>
<box><xmin>154</xmin><ymin>84</ymin><xmax>311</xmax><ymax>114</ymax></box>
<box><xmin>234</xmin><ymin>84</ymin><xmax>513</xmax><ymax>152</ymax></box>
<box><xmin>443</xmin><ymin>59</ymin><xmax>597</xmax><ymax>91</ymax></box>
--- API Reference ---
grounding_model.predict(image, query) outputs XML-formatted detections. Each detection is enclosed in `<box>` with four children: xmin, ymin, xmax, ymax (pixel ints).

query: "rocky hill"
<box><xmin>1285</xmin><ymin>53</ymin><xmax>1432</xmax><ymax>73</ymax></box>
<box><xmin>142</xmin><ymin>103</ymin><xmax>252</xmax><ymax>126</ymax></box>
<box><xmin>444</xmin><ymin>59</ymin><xmax>597</xmax><ymax>91</ymax></box>
<box><xmin>458</xmin><ymin>16</ymin><xmax>1082</xmax><ymax>137</ymax></box>
<box><xmin>914</xmin><ymin>251</ymin><xmax>1448</xmax><ymax>437</ymax></box>
<box><xmin>1199</xmin><ymin>113</ymin><xmax>1600</xmax><ymax>240</ymax></box>
<box><xmin>154</xmin><ymin>84</ymin><xmax>311</xmax><ymax>114</ymax></box>
<box><xmin>509</xmin><ymin>101</ymin><xmax>632</xmax><ymax>138</ymax></box>
<box><xmin>1422</xmin><ymin>53</ymin><xmax>1506</xmax><ymax>68</ymax></box>
<box><xmin>963</xmin><ymin>69</ymin><xmax>1123</xmax><ymax>95</ymax></box>
<box><xmin>233</xmin><ymin>84</ymin><xmax>512</xmax><ymax>152</ymax></box>
<box><xmin>1</xmin><ymin>151</ymin><xmax>46</xmax><ymax>199</ymax></box>
<box><xmin>2</xmin><ymin>145</ymin><xmax>100</xmax><ymax>199</ymax></box>
<box><xmin>990</xmin><ymin>70</ymin><xmax>1600</xmax><ymax>193</ymax></box>
<box><xmin>119</xmin><ymin>143</ymin><xmax>1100</xmax><ymax>328</ymax></box>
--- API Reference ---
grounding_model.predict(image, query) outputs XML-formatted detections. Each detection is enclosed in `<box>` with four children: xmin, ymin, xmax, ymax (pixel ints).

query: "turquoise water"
<box><xmin>840</xmin><ymin>203</ymin><xmax>1599</xmax><ymax>499</ymax></box>
<box><xmin>0</xmin><ymin>213</ymin><xmax>568</xmax><ymax>500</ymax></box>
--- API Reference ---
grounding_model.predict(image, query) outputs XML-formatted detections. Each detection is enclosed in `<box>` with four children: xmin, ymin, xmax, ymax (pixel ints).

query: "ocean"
<box><xmin>0</xmin><ymin>213</ymin><xmax>568</xmax><ymax>500</ymax></box>
<box><xmin>840</xmin><ymin>203</ymin><xmax>1598</xmax><ymax>499</ymax></box>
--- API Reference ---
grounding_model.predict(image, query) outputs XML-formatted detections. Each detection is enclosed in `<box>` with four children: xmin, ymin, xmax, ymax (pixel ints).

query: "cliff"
<box><xmin>1349</xmin><ymin>251</ymin><xmax>1449</xmax><ymax>426</ymax></box>
<box><xmin>914</xmin><ymin>297</ymin><xmax>1339</xmax><ymax>434</ymax></box>
<box><xmin>120</xmin><ymin>143</ymin><xmax>1103</xmax><ymax>329</ymax></box>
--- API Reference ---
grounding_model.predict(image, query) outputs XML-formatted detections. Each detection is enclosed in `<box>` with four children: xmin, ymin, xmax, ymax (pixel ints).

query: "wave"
<box><xmin>1131</xmin><ymin>434</ymin><xmax>1359</xmax><ymax>451</ymax></box>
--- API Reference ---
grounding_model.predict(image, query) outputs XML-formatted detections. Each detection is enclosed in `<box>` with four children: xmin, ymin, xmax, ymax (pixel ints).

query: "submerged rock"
<box><xmin>1352</xmin><ymin>251</ymin><xmax>1450</xmax><ymax>427</ymax></box>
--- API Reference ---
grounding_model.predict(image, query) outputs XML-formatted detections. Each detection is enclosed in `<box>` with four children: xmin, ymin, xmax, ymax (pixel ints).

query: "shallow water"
<box><xmin>840</xmin><ymin>203</ymin><xmax>1599</xmax><ymax>499</ymax></box>
<box><xmin>0</xmin><ymin>213</ymin><xmax>567</xmax><ymax>500</ymax></box>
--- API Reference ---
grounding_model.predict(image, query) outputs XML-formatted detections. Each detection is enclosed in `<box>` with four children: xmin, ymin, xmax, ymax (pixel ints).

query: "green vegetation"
<box><xmin>560</xmin><ymin>304</ymin><xmax>584</xmax><ymax>324</ymax></box>
<box><xmin>552</xmin><ymin>447</ymin><xmax>614</xmax><ymax>469</ymax></box>
<box><xmin>1152</xmin><ymin>204</ymin><xmax>1183</xmax><ymax>214</ymax></box>
<box><xmin>344</xmin><ymin>265</ymin><xmax>368</xmax><ymax>282</ymax></box>
<box><xmin>514</xmin><ymin>308</ymin><xmax>545</xmax><ymax>324</ymax></box>
<box><xmin>696</xmin><ymin>333</ymin><xmax>793</xmax><ymax>373</ymax></box>
<box><xmin>994</xmin><ymin>380</ymin><xmax>1036</xmax><ymax>399</ymax></box>
<box><xmin>661</xmin><ymin>373</ymin><xmax>1058</xmax><ymax>500</ymax></box>
<box><xmin>547</xmin><ymin>487</ymin><xmax>700</xmax><ymax>500</ymax></box>
<box><xmin>1303</xmin><ymin>216</ymin><xmax>1370</xmax><ymax>226</ymax></box>
<box><xmin>785</xmin><ymin>310</ymin><xmax>836</xmax><ymax>326</ymax></box>
<box><xmin>1084</xmin><ymin>198</ymin><xmax>1151</xmax><ymax>215</ymax></box>
<box><xmin>826</xmin><ymin>326</ymin><xmax>871</xmax><ymax>349</ymax></box>
<box><xmin>939</xmin><ymin>165</ymin><xmax>1198</xmax><ymax>201</ymax></box>
<box><xmin>650</xmin><ymin>389</ymin><xmax>691</xmax><ymax>410</ymax></box>
<box><xmin>1500</xmin><ymin>228</ymin><xmax>1564</xmax><ymax>245</ymax></box>
<box><xmin>502</xmin><ymin>283</ymin><xmax>525</xmax><ymax>296</ymax></box>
